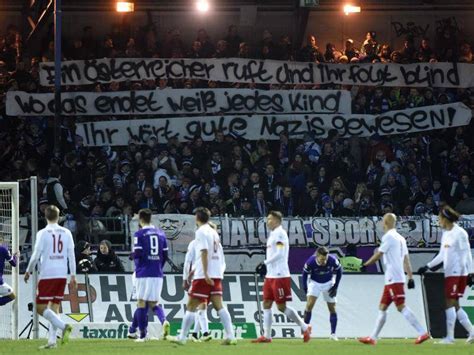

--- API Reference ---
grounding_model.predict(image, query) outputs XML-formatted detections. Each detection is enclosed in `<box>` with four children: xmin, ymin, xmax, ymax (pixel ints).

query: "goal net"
<box><xmin>0</xmin><ymin>182</ymin><xmax>19</xmax><ymax>339</ymax></box>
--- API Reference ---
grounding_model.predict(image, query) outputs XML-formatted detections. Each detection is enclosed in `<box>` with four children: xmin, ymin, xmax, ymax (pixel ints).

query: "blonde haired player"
<box><xmin>24</xmin><ymin>205</ymin><xmax>76</xmax><ymax>349</ymax></box>
<box><xmin>418</xmin><ymin>206</ymin><xmax>474</xmax><ymax>344</ymax></box>
<box><xmin>359</xmin><ymin>213</ymin><xmax>430</xmax><ymax>345</ymax></box>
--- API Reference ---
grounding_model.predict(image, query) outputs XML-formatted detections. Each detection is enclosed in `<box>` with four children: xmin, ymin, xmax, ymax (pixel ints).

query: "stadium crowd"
<box><xmin>0</xmin><ymin>22</ymin><xmax>473</xmax><ymax>244</ymax></box>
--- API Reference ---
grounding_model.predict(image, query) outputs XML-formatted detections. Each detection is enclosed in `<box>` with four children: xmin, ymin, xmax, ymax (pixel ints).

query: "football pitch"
<box><xmin>1</xmin><ymin>339</ymin><xmax>474</xmax><ymax>355</ymax></box>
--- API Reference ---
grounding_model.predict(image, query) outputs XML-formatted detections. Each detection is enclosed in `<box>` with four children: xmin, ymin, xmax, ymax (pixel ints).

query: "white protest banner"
<box><xmin>76</xmin><ymin>103</ymin><xmax>472</xmax><ymax>146</ymax></box>
<box><xmin>15</xmin><ymin>273</ymin><xmax>427</xmax><ymax>339</ymax></box>
<box><xmin>6</xmin><ymin>88</ymin><xmax>351</xmax><ymax>116</ymax></box>
<box><xmin>39</xmin><ymin>58</ymin><xmax>474</xmax><ymax>88</ymax></box>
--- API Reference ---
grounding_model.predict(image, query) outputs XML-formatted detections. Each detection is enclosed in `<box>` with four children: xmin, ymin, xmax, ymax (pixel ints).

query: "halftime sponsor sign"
<box><xmin>76</xmin><ymin>103</ymin><xmax>472</xmax><ymax>146</ymax></box>
<box><xmin>6</xmin><ymin>89</ymin><xmax>351</xmax><ymax>116</ymax></box>
<box><xmin>39</xmin><ymin>58</ymin><xmax>474</xmax><ymax>88</ymax></box>
<box><xmin>17</xmin><ymin>274</ymin><xmax>427</xmax><ymax>339</ymax></box>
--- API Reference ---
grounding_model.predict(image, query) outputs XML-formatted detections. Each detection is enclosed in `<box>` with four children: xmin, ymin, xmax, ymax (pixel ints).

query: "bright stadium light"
<box><xmin>116</xmin><ymin>1</ymin><xmax>135</xmax><ymax>13</ymax></box>
<box><xmin>344</xmin><ymin>4</ymin><xmax>361</xmax><ymax>15</ymax></box>
<box><xmin>196</xmin><ymin>0</ymin><xmax>210</xmax><ymax>13</ymax></box>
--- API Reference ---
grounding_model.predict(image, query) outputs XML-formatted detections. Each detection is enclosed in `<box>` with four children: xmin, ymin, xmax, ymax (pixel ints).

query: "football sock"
<box><xmin>193</xmin><ymin>312</ymin><xmax>201</xmax><ymax>334</ymax></box>
<box><xmin>179</xmin><ymin>311</ymin><xmax>196</xmax><ymax>341</ymax></box>
<box><xmin>0</xmin><ymin>296</ymin><xmax>13</xmax><ymax>306</ymax></box>
<box><xmin>43</xmin><ymin>309</ymin><xmax>66</xmax><ymax>331</ymax></box>
<box><xmin>218</xmin><ymin>308</ymin><xmax>235</xmax><ymax>340</ymax></box>
<box><xmin>457</xmin><ymin>308</ymin><xmax>473</xmax><ymax>336</ymax></box>
<box><xmin>199</xmin><ymin>309</ymin><xmax>209</xmax><ymax>333</ymax></box>
<box><xmin>284</xmin><ymin>306</ymin><xmax>308</xmax><ymax>331</ymax></box>
<box><xmin>446</xmin><ymin>307</ymin><xmax>456</xmax><ymax>340</ymax></box>
<box><xmin>48</xmin><ymin>323</ymin><xmax>57</xmax><ymax>345</ymax></box>
<box><xmin>263</xmin><ymin>309</ymin><xmax>272</xmax><ymax>339</ymax></box>
<box><xmin>330</xmin><ymin>313</ymin><xmax>337</xmax><ymax>334</ymax></box>
<box><xmin>370</xmin><ymin>310</ymin><xmax>387</xmax><ymax>340</ymax></box>
<box><xmin>136</xmin><ymin>307</ymin><xmax>148</xmax><ymax>339</ymax></box>
<box><xmin>153</xmin><ymin>305</ymin><xmax>166</xmax><ymax>325</ymax></box>
<box><xmin>304</xmin><ymin>310</ymin><xmax>312</xmax><ymax>324</ymax></box>
<box><xmin>129</xmin><ymin>309</ymin><xmax>138</xmax><ymax>333</ymax></box>
<box><xmin>401</xmin><ymin>306</ymin><xmax>425</xmax><ymax>336</ymax></box>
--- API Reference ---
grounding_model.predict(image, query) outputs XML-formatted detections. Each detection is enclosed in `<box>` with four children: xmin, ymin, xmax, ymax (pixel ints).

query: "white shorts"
<box><xmin>307</xmin><ymin>280</ymin><xmax>336</xmax><ymax>303</ymax></box>
<box><xmin>0</xmin><ymin>282</ymin><xmax>13</xmax><ymax>297</ymax></box>
<box><xmin>135</xmin><ymin>277</ymin><xmax>163</xmax><ymax>303</ymax></box>
<box><xmin>131</xmin><ymin>273</ymin><xmax>137</xmax><ymax>300</ymax></box>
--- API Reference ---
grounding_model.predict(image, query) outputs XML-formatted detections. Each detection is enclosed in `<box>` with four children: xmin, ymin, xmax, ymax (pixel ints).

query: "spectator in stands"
<box><xmin>360</xmin><ymin>31</ymin><xmax>378</xmax><ymax>57</ymax></box>
<box><xmin>400</xmin><ymin>36</ymin><xmax>417</xmax><ymax>63</ymax></box>
<box><xmin>254</xmin><ymin>189</ymin><xmax>271</xmax><ymax>217</ymax></box>
<box><xmin>196</xmin><ymin>28</ymin><xmax>215</xmax><ymax>58</ymax></box>
<box><xmin>455</xmin><ymin>174</ymin><xmax>474</xmax><ymax>201</ymax></box>
<box><xmin>94</xmin><ymin>240</ymin><xmax>124</xmax><ymax>273</ymax></box>
<box><xmin>298</xmin><ymin>34</ymin><xmax>324</xmax><ymax>62</ymax></box>
<box><xmin>417</xmin><ymin>38</ymin><xmax>435</xmax><ymax>62</ymax></box>
<box><xmin>214</xmin><ymin>40</ymin><xmax>229</xmax><ymax>58</ymax></box>
<box><xmin>276</xmin><ymin>186</ymin><xmax>295</xmax><ymax>217</ymax></box>
<box><xmin>238</xmin><ymin>42</ymin><xmax>250</xmax><ymax>58</ymax></box>
<box><xmin>344</xmin><ymin>39</ymin><xmax>359</xmax><ymax>60</ymax></box>
<box><xmin>273</xmin><ymin>35</ymin><xmax>293</xmax><ymax>60</ymax></box>
<box><xmin>43</xmin><ymin>166</ymin><xmax>68</xmax><ymax>213</ymax></box>
<box><xmin>224</xmin><ymin>25</ymin><xmax>243</xmax><ymax>57</ymax></box>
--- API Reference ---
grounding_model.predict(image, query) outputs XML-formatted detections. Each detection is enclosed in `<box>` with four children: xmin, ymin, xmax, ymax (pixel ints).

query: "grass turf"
<box><xmin>1</xmin><ymin>339</ymin><xmax>474</xmax><ymax>355</ymax></box>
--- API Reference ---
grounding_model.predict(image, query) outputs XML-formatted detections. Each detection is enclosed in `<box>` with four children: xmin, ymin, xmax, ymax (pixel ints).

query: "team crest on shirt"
<box><xmin>158</xmin><ymin>218</ymin><xmax>186</xmax><ymax>240</ymax></box>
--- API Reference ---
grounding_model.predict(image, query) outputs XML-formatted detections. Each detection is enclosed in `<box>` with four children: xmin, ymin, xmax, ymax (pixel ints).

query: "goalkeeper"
<box><xmin>0</xmin><ymin>236</ymin><xmax>18</xmax><ymax>306</ymax></box>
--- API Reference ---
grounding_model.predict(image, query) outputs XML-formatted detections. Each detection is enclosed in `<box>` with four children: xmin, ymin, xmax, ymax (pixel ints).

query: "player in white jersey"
<box><xmin>170</xmin><ymin>208</ymin><xmax>236</xmax><ymax>345</ymax></box>
<box><xmin>359</xmin><ymin>213</ymin><xmax>430</xmax><ymax>345</ymax></box>
<box><xmin>253</xmin><ymin>211</ymin><xmax>312</xmax><ymax>343</ymax></box>
<box><xmin>24</xmin><ymin>206</ymin><xmax>76</xmax><ymax>349</ymax></box>
<box><xmin>183</xmin><ymin>238</ymin><xmax>211</xmax><ymax>342</ymax></box>
<box><xmin>418</xmin><ymin>206</ymin><xmax>474</xmax><ymax>344</ymax></box>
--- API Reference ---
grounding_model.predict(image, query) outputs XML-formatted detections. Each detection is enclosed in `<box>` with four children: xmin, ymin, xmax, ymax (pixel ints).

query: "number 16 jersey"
<box><xmin>28</xmin><ymin>223</ymin><xmax>75</xmax><ymax>280</ymax></box>
<box><xmin>134</xmin><ymin>226</ymin><xmax>168</xmax><ymax>278</ymax></box>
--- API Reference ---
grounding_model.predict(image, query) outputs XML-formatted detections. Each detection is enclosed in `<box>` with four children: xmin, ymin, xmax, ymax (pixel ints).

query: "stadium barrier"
<box><xmin>17</xmin><ymin>273</ymin><xmax>429</xmax><ymax>339</ymax></box>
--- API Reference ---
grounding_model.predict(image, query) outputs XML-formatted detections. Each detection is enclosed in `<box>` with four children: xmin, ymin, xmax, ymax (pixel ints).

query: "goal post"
<box><xmin>0</xmin><ymin>182</ymin><xmax>19</xmax><ymax>340</ymax></box>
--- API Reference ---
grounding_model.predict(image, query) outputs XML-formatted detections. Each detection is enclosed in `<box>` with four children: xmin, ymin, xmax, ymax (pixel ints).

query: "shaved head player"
<box><xmin>359</xmin><ymin>213</ymin><xmax>430</xmax><ymax>345</ymax></box>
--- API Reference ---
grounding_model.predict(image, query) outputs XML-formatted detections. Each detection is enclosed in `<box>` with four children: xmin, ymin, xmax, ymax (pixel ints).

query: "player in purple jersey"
<box><xmin>0</xmin><ymin>238</ymin><xmax>18</xmax><ymax>306</ymax></box>
<box><xmin>302</xmin><ymin>247</ymin><xmax>342</xmax><ymax>340</ymax></box>
<box><xmin>130</xmin><ymin>209</ymin><xmax>169</xmax><ymax>342</ymax></box>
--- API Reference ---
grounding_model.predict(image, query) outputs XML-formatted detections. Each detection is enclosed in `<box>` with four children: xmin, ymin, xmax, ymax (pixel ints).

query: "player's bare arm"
<box><xmin>403</xmin><ymin>255</ymin><xmax>414</xmax><ymax>280</ymax></box>
<box><xmin>201</xmin><ymin>249</ymin><xmax>214</xmax><ymax>286</ymax></box>
<box><xmin>364</xmin><ymin>251</ymin><xmax>383</xmax><ymax>267</ymax></box>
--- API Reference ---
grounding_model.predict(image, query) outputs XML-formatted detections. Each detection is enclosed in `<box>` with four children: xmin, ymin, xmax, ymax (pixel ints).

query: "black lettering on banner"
<box><xmin>163</xmin><ymin>304</ymin><xmax>184</xmax><ymax>322</ymax></box>
<box><xmin>275</xmin><ymin>63</ymin><xmax>314</xmax><ymax>84</ymax></box>
<box><xmin>41</xmin><ymin>59</ymin><xmax>472</xmax><ymax>87</ymax></box>
<box><xmin>348</xmin><ymin>64</ymin><xmax>397</xmax><ymax>85</ymax></box>
<box><xmin>400</xmin><ymin>63</ymin><xmax>460</xmax><ymax>87</ymax></box>
<box><xmin>317</xmin><ymin>64</ymin><xmax>347</xmax><ymax>84</ymax></box>
<box><xmin>391</xmin><ymin>21</ymin><xmax>430</xmax><ymax>38</ymax></box>
<box><xmin>81</xmin><ymin>123</ymin><xmax>119</xmax><ymax>146</ymax></box>
<box><xmin>222</xmin><ymin>60</ymin><xmax>272</xmax><ymax>83</ymax></box>
<box><xmin>14</xmin><ymin>95</ymin><xmax>45</xmax><ymax>114</ymax></box>
<box><xmin>105</xmin><ymin>304</ymin><xmax>124</xmax><ymax>322</ymax></box>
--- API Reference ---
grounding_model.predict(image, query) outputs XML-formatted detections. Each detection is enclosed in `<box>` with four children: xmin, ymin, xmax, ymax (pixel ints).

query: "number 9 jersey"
<box><xmin>133</xmin><ymin>226</ymin><xmax>168</xmax><ymax>278</ymax></box>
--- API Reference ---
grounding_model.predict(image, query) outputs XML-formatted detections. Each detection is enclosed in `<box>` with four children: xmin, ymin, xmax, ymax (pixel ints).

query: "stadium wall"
<box><xmin>16</xmin><ymin>273</ymin><xmax>429</xmax><ymax>339</ymax></box>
